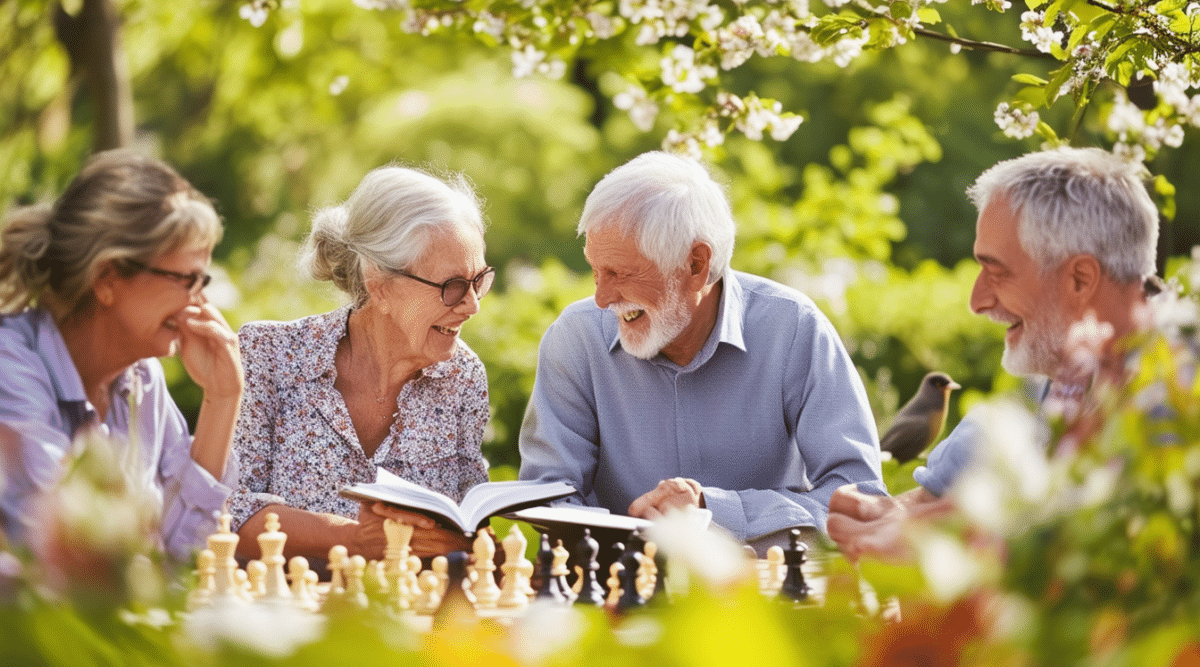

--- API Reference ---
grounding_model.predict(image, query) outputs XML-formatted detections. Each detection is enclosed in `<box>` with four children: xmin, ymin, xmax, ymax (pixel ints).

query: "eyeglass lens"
<box><xmin>441</xmin><ymin>269</ymin><xmax>495</xmax><ymax>306</ymax></box>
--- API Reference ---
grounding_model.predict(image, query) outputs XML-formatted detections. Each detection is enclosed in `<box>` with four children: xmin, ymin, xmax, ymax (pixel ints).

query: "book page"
<box><xmin>457</xmin><ymin>479</ymin><xmax>576</xmax><ymax>528</ymax></box>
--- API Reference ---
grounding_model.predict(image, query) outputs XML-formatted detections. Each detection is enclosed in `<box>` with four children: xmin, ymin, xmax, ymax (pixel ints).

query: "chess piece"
<box><xmin>470</xmin><ymin>529</ymin><xmax>501</xmax><ymax>610</ymax></box>
<box><xmin>551</xmin><ymin>539</ymin><xmax>575</xmax><ymax>602</ymax></box>
<box><xmin>573</xmin><ymin>529</ymin><xmax>605</xmax><ymax>607</ymax></box>
<box><xmin>186</xmin><ymin>549</ymin><xmax>216</xmax><ymax>610</ymax></box>
<box><xmin>383</xmin><ymin>519</ymin><xmax>414</xmax><ymax>610</ymax></box>
<box><xmin>776</xmin><ymin>529</ymin><xmax>811</xmax><ymax>604</ymax></box>
<box><xmin>246</xmin><ymin>560</ymin><xmax>267</xmax><ymax>599</ymax></box>
<box><xmin>434</xmin><ymin>551</ymin><xmax>475</xmax><ymax>627</ymax></box>
<box><xmin>637</xmin><ymin>541</ymin><xmax>659</xmax><ymax>601</ymax></box>
<box><xmin>605</xmin><ymin>543</ymin><xmax>625</xmax><ymax>609</ymax></box>
<box><xmin>288</xmin><ymin>556</ymin><xmax>319</xmax><ymax>611</ymax></box>
<box><xmin>535</xmin><ymin>532</ymin><xmax>566</xmax><ymax>603</ymax></box>
<box><xmin>765</xmin><ymin>545</ymin><xmax>786</xmax><ymax>595</ymax></box>
<box><xmin>328</xmin><ymin>544</ymin><xmax>348</xmax><ymax>597</ymax></box>
<box><xmin>256</xmin><ymin>512</ymin><xmax>292</xmax><ymax>601</ymax></box>
<box><xmin>208</xmin><ymin>512</ymin><xmax>246</xmax><ymax>603</ymax></box>
<box><xmin>616</xmin><ymin>536</ymin><xmax>646</xmax><ymax>613</ymax></box>
<box><xmin>345</xmin><ymin>554</ymin><xmax>370</xmax><ymax>609</ymax></box>
<box><xmin>498</xmin><ymin>525</ymin><xmax>531</xmax><ymax>610</ymax></box>
<box><xmin>415</xmin><ymin>559</ymin><xmax>445</xmax><ymax>615</ymax></box>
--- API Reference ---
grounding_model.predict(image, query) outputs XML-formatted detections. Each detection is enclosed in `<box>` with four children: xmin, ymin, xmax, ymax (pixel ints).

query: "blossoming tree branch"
<box><xmin>239</xmin><ymin>0</ymin><xmax>1199</xmax><ymax>179</ymax></box>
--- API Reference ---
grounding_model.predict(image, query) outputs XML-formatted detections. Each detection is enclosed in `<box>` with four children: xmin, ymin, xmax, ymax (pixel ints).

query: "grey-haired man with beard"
<box><xmin>828</xmin><ymin>146</ymin><xmax>1161</xmax><ymax>561</ymax></box>
<box><xmin>518</xmin><ymin>151</ymin><xmax>886</xmax><ymax>549</ymax></box>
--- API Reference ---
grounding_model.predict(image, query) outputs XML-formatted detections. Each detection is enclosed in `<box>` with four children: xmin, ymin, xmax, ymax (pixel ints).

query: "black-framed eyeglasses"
<box><xmin>127</xmin><ymin>259</ymin><xmax>212</xmax><ymax>297</ymax></box>
<box><xmin>392</xmin><ymin>266</ymin><xmax>496</xmax><ymax>306</ymax></box>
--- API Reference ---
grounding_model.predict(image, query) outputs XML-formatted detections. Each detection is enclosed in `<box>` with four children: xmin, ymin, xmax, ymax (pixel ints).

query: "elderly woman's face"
<box><xmin>382</xmin><ymin>224</ymin><xmax>488</xmax><ymax>366</ymax></box>
<box><xmin>101</xmin><ymin>243</ymin><xmax>212</xmax><ymax>360</ymax></box>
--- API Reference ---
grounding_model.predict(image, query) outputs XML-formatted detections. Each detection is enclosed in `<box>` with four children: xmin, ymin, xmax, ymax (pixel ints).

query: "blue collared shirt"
<box><xmin>518</xmin><ymin>271</ymin><xmax>885</xmax><ymax>542</ymax></box>
<box><xmin>0</xmin><ymin>308</ymin><xmax>235</xmax><ymax>561</ymax></box>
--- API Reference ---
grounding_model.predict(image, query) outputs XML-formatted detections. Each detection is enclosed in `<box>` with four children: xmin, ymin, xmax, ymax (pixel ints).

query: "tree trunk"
<box><xmin>53</xmin><ymin>0</ymin><xmax>134</xmax><ymax>151</ymax></box>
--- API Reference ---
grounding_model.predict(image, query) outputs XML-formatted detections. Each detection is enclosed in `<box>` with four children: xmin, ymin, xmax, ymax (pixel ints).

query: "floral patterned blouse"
<box><xmin>227</xmin><ymin>305</ymin><xmax>490</xmax><ymax>530</ymax></box>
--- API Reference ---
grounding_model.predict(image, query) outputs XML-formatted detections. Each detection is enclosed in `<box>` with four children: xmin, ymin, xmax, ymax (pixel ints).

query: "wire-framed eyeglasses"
<box><xmin>127</xmin><ymin>259</ymin><xmax>212</xmax><ymax>297</ymax></box>
<box><xmin>392</xmin><ymin>266</ymin><xmax>496</xmax><ymax>306</ymax></box>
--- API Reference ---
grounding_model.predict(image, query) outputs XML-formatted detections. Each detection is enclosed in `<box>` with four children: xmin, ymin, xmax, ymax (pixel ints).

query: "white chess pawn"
<box><xmin>551</xmin><ymin>540</ymin><xmax>574</xmax><ymax>602</ymax></box>
<box><xmin>497</xmin><ymin>525</ymin><xmax>530</xmax><ymax>610</ymax></box>
<box><xmin>288</xmin><ymin>556</ymin><xmax>319</xmax><ymax>612</ymax></box>
<box><xmin>470</xmin><ymin>529</ymin><xmax>501</xmax><ymax>610</ymax></box>
<box><xmin>605</xmin><ymin>561</ymin><xmax>624</xmax><ymax>608</ymax></box>
<box><xmin>345</xmin><ymin>554</ymin><xmax>369</xmax><ymax>609</ymax></box>
<box><xmin>187</xmin><ymin>549</ymin><xmax>216</xmax><ymax>611</ymax></box>
<box><xmin>328</xmin><ymin>544</ymin><xmax>349</xmax><ymax>597</ymax></box>
<box><xmin>245</xmin><ymin>560</ymin><xmax>267</xmax><ymax>600</ymax></box>
<box><xmin>765</xmin><ymin>545</ymin><xmax>786</xmax><ymax>594</ymax></box>
<box><xmin>402</xmin><ymin>554</ymin><xmax>422</xmax><ymax>610</ymax></box>
<box><xmin>431</xmin><ymin>555</ymin><xmax>449</xmax><ymax>597</ymax></box>
<box><xmin>415</xmin><ymin>568</ymin><xmax>443</xmax><ymax>615</ymax></box>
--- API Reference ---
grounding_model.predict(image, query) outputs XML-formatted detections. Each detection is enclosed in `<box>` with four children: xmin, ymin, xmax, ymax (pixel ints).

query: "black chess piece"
<box><xmin>616</xmin><ymin>532</ymin><xmax>646</xmax><ymax>613</ymax></box>
<box><xmin>554</xmin><ymin>539</ymin><xmax>576</xmax><ymax>603</ymax></box>
<box><xmin>434</xmin><ymin>551</ymin><xmax>475</xmax><ymax>626</ymax></box>
<box><xmin>573</xmin><ymin>528</ymin><xmax>606</xmax><ymax>607</ymax></box>
<box><xmin>535</xmin><ymin>532</ymin><xmax>566</xmax><ymax>603</ymax></box>
<box><xmin>776</xmin><ymin>528</ymin><xmax>811</xmax><ymax>604</ymax></box>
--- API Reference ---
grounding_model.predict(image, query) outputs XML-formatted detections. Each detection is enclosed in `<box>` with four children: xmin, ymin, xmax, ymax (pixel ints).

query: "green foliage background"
<box><xmin>2</xmin><ymin>0</ymin><xmax>1198</xmax><ymax>470</ymax></box>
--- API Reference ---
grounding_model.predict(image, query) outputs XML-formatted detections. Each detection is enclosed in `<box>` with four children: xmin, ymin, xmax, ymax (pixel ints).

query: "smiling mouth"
<box><xmin>434</xmin><ymin>325</ymin><xmax>461</xmax><ymax>336</ymax></box>
<box><xmin>620</xmin><ymin>310</ymin><xmax>644</xmax><ymax>323</ymax></box>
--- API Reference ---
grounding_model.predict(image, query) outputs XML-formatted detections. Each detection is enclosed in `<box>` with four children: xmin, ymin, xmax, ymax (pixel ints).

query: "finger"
<box><xmin>641</xmin><ymin>505</ymin><xmax>664</xmax><ymax>520</ymax></box>
<box><xmin>370</xmin><ymin>503</ymin><xmax>437</xmax><ymax>529</ymax></box>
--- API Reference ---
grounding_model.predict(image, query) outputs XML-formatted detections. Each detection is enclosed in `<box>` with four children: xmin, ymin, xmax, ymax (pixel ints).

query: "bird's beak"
<box><xmin>948</xmin><ymin>381</ymin><xmax>962</xmax><ymax>391</ymax></box>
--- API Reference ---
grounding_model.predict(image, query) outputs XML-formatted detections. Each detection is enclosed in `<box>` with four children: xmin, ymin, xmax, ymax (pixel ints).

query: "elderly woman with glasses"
<box><xmin>228</xmin><ymin>165</ymin><xmax>494</xmax><ymax>561</ymax></box>
<box><xmin>0</xmin><ymin>150</ymin><xmax>243</xmax><ymax>560</ymax></box>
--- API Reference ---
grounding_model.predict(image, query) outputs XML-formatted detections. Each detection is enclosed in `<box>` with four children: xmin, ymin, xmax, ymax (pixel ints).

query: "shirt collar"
<box><xmin>32</xmin><ymin>308</ymin><xmax>88</xmax><ymax>405</ymax></box>
<box><xmin>299</xmin><ymin>304</ymin><xmax>458</xmax><ymax>382</ymax></box>
<box><xmin>605</xmin><ymin>271</ymin><xmax>748</xmax><ymax>365</ymax></box>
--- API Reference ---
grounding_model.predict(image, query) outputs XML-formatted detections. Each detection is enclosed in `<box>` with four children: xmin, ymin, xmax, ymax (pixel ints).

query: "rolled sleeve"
<box><xmin>913</xmin><ymin>416</ymin><xmax>981</xmax><ymax>497</ymax></box>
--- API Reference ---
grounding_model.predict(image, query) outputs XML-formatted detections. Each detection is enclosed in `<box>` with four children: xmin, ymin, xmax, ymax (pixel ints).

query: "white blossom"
<box><xmin>1113</xmin><ymin>141</ymin><xmax>1147</xmax><ymax>163</ymax></box>
<box><xmin>917</xmin><ymin>532</ymin><xmax>983</xmax><ymax>602</ymax></box>
<box><xmin>328</xmin><ymin>75</ymin><xmax>349</xmax><ymax>96</ymax></box>
<box><xmin>238</xmin><ymin>3</ymin><xmax>269</xmax><ymax>27</ymax></box>
<box><xmin>586</xmin><ymin>11</ymin><xmax>618</xmax><ymax>38</ymax></box>
<box><xmin>663</xmin><ymin>129</ymin><xmax>704</xmax><ymax>159</ymax></box>
<box><xmin>613</xmin><ymin>85</ymin><xmax>659</xmax><ymax>131</ymax></box>
<box><xmin>830</xmin><ymin>33</ymin><xmax>868</xmax><ymax>67</ymax></box>
<box><xmin>994</xmin><ymin>102</ymin><xmax>1039</xmax><ymax>139</ymax></box>
<box><xmin>660</xmin><ymin>44</ymin><xmax>717</xmax><ymax>93</ymax></box>
<box><xmin>699</xmin><ymin>118</ymin><xmax>725</xmax><ymax>146</ymax></box>
<box><xmin>185</xmin><ymin>601</ymin><xmax>326</xmax><ymax>658</ymax></box>
<box><xmin>472</xmin><ymin>11</ymin><xmax>506</xmax><ymax>39</ymax></box>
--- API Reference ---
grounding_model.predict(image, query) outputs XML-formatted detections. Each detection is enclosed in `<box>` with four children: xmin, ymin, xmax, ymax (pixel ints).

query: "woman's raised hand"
<box><xmin>178</xmin><ymin>298</ymin><xmax>244</xmax><ymax>400</ymax></box>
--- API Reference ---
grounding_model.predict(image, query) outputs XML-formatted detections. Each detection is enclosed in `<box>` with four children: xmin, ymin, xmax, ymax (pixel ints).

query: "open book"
<box><xmin>339</xmin><ymin>468</ymin><xmax>576</xmax><ymax>535</ymax></box>
<box><xmin>504</xmin><ymin>505</ymin><xmax>654</xmax><ymax>533</ymax></box>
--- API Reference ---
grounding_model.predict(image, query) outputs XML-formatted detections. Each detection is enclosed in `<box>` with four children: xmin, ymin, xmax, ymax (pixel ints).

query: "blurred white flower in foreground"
<box><xmin>917</xmin><ymin>532</ymin><xmax>981</xmax><ymax>602</ymax></box>
<box><xmin>509</xmin><ymin>601</ymin><xmax>587</xmax><ymax>665</ymax></box>
<box><xmin>645</xmin><ymin>508</ymin><xmax>750</xmax><ymax>590</ymax></box>
<box><xmin>185</xmin><ymin>601</ymin><xmax>326</xmax><ymax>658</ymax></box>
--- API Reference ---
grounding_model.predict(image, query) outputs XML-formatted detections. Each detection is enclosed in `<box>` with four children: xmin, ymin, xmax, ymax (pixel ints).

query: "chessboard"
<box><xmin>186</xmin><ymin>511</ymin><xmax>825</xmax><ymax>626</ymax></box>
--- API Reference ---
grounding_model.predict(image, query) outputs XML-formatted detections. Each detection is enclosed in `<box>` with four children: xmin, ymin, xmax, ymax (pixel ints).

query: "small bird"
<box><xmin>880</xmin><ymin>372</ymin><xmax>961</xmax><ymax>465</ymax></box>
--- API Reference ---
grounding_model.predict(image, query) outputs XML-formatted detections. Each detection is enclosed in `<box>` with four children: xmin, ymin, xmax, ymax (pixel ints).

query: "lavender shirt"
<box><xmin>518</xmin><ymin>271</ymin><xmax>885</xmax><ymax>542</ymax></box>
<box><xmin>0</xmin><ymin>308</ymin><xmax>235</xmax><ymax>560</ymax></box>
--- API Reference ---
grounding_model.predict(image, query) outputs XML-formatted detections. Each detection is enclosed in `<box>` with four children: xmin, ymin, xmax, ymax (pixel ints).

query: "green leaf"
<box><xmin>1035</xmin><ymin>120</ymin><xmax>1059</xmax><ymax>142</ymax></box>
<box><xmin>890</xmin><ymin>1</ymin><xmax>913</xmax><ymax>20</ymax></box>
<box><xmin>1155</xmin><ymin>175</ymin><xmax>1178</xmax><ymax>221</ymax></box>
<box><xmin>1156</xmin><ymin>0</ymin><xmax>1188</xmax><ymax>12</ymax></box>
<box><xmin>917</xmin><ymin>7</ymin><xmax>941</xmax><ymax>24</ymax></box>
<box><xmin>1013</xmin><ymin>73</ymin><xmax>1049</xmax><ymax>85</ymax></box>
<box><xmin>1015</xmin><ymin>85</ymin><xmax>1048</xmax><ymax>107</ymax></box>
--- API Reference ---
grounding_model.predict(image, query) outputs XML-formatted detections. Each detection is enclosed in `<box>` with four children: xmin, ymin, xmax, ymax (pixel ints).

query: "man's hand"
<box><xmin>628</xmin><ymin>477</ymin><xmax>704</xmax><ymax>520</ymax></box>
<box><xmin>828</xmin><ymin>483</ymin><xmax>900</xmax><ymax>523</ymax></box>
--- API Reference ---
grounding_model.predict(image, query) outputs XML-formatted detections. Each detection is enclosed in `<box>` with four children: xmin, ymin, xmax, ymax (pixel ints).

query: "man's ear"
<box><xmin>1065</xmin><ymin>254</ymin><xmax>1102</xmax><ymax>303</ymax></box>
<box><xmin>686</xmin><ymin>241</ymin><xmax>712</xmax><ymax>290</ymax></box>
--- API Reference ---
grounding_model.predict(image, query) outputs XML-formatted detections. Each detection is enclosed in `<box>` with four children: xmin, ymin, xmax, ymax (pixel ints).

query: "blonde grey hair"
<box><xmin>0</xmin><ymin>149</ymin><xmax>222</xmax><ymax>316</ymax></box>
<box><xmin>967</xmin><ymin>147</ymin><xmax>1158</xmax><ymax>283</ymax></box>
<box><xmin>577</xmin><ymin>151</ymin><xmax>735</xmax><ymax>285</ymax></box>
<box><xmin>303</xmin><ymin>165</ymin><xmax>486</xmax><ymax>307</ymax></box>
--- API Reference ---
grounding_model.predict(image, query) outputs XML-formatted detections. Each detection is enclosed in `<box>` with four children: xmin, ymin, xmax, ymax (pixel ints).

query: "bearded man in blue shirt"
<box><xmin>518</xmin><ymin>151</ymin><xmax>886</xmax><ymax>550</ymax></box>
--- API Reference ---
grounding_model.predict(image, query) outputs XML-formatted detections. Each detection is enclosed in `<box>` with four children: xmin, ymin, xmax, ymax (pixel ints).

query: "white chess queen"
<box><xmin>0</xmin><ymin>149</ymin><xmax>243</xmax><ymax>560</ymax></box>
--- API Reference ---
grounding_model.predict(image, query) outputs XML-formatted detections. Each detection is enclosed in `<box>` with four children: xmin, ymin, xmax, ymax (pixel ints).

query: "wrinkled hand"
<box><xmin>828</xmin><ymin>483</ymin><xmax>900</xmax><ymax>523</ymax></box>
<box><xmin>628</xmin><ymin>477</ymin><xmax>704</xmax><ymax>520</ymax></box>
<box><xmin>353</xmin><ymin>502</ymin><xmax>472</xmax><ymax>559</ymax></box>
<box><xmin>178</xmin><ymin>299</ymin><xmax>243</xmax><ymax>400</ymax></box>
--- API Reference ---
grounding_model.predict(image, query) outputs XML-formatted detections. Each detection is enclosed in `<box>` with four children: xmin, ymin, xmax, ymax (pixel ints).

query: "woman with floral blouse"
<box><xmin>228</xmin><ymin>165</ymin><xmax>494</xmax><ymax>561</ymax></box>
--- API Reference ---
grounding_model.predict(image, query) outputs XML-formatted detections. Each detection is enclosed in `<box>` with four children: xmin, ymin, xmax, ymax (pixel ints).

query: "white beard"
<box><xmin>611</xmin><ymin>276</ymin><xmax>691</xmax><ymax>360</ymax></box>
<box><xmin>1000</xmin><ymin>309</ymin><xmax>1068</xmax><ymax>377</ymax></box>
